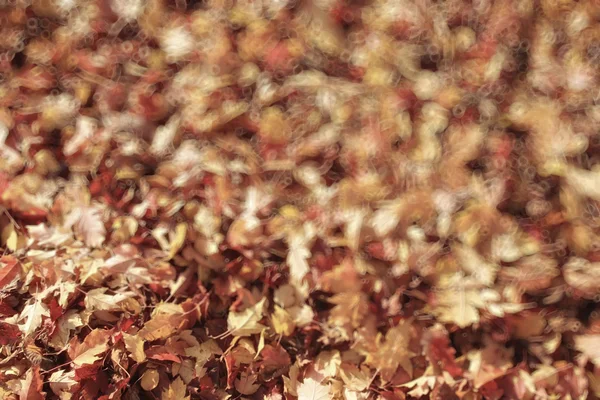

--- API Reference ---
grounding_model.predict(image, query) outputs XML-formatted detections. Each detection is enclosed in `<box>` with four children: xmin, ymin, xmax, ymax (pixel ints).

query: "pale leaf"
<box><xmin>297</xmin><ymin>377</ymin><xmax>330</xmax><ymax>400</ymax></box>
<box><xmin>69</xmin><ymin>328</ymin><xmax>111</xmax><ymax>366</ymax></box>
<box><xmin>227</xmin><ymin>297</ymin><xmax>267</xmax><ymax>337</ymax></box>
<box><xmin>162</xmin><ymin>377</ymin><xmax>190</xmax><ymax>400</ymax></box>
<box><xmin>85</xmin><ymin>288</ymin><xmax>135</xmax><ymax>311</ymax></box>
<box><xmin>64</xmin><ymin>205</ymin><xmax>106</xmax><ymax>248</ymax></box>
<box><xmin>18</xmin><ymin>300</ymin><xmax>50</xmax><ymax>336</ymax></box>
<box><xmin>123</xmin><ymin>333</ymin><xmax>146</xmax><ymax>363</ymax></box>
<box><xmin>575</xmin><ymin>335</ymin><xmax>600</xmax><ymax>367</ymax></box>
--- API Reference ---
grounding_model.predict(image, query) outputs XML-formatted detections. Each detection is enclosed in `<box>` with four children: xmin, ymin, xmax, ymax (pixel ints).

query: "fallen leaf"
<box><xmin>141</xmin><ymin>369</ymin><xmax>160</xmax><ymax>391</ymax></box>
<box><xmin>123</xmin><ymin>332</ymin><xmax>146</xmax><ymax>363</ymax></box>
<box><xmin>68</xmin><ymin>328</ymin><xmax>111</xmax><ymax>366</ymax></box>
<box><xmin>227</xmin><ymin>297</ymin><xmax>267</xmax><ymax>337</ymax></box>
<box><xmin>297</xmin><ymin>377</ymin><xmax>330</xmax><ymax>400</ymax></box>
<box><xmin>162</xmin><ymin>377</ymin><xmax>190</xmax><ymax>400</ymax></box>
<box><xmin>235</xmin><ymin>371</ymin><xmax>260</xmax><ymax>395</ymax></box>
<box><xmin>574</xmin><ymin>334</ymin><xmax>600</xmax><ymax>366</ymax></box>
<box><xmin>64</xmin><ymin>205</ymin><xmax>106</xmax><ymax>248</ymax></box>
<box><xmin>18</xmin><ymin>299</ymin><xmax>50</xmax><ymax>336</ymax></box>
<box><xmin>19</xmin><ymin>365</ymin><xmax>45</xmax><ymax>400</ymax></box>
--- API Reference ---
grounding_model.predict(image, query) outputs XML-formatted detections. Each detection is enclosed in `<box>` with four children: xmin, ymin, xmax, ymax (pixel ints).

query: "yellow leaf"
<box><xmin>141</xmin><ymin>369</ymin><xmax>160</xmax><ymax>391</ymax></box>
<box><xmin>162</xmin><ymin>377</ymin><xmax>190</xmax><ymax>400</ymax></box>
<box><xmin>254</xmin><ymin>328</ymin><xmax>266</xmax><ymax>360</ymax></box>
<box><xmin>168</xmin><ymin>223</ymin><xmax>187</xmax><ymax>260</ymax></box>
<box><xmin>364</xmin><ymin>319</ymin><xmax>416</xmax><ymax>382</ymax></box>
<box><xmin>69</xmin><ymin>329</ymin><xmax>111</xmax><ymax>367</ymax></box>
<box><xmin>314</xmin><ymin>350</ymin><xmax>341</xmax><ymax>378</ymax></box>
<box><xmin>272</xmin><ymin>306</ymin><xmax>295</xmax><ymax>336</ymax></box>
<box><xmin>123</xmin><ymin>333</ymin><xmax>146</xmax><ymax>363</ymax></box>
<box><xmin>227</xmin><ymin>298</ymin><xmax>267</xmax><ymax>337</ymax></box>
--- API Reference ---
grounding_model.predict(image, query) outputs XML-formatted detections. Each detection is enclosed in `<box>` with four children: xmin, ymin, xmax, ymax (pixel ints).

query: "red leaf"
<box><xmin>75</xmin><ymin>364</ymin><xmax>102</xmax><ymax>381</ymax></box>
<box><xmin>20</xmin><ymin>365</ymin><xmax>45</xmax><ymax>400</ymax></box>
<box><xmin>0</xmin><ymin>322</ymin><xmax>21</xmax><ymax>345</ymax></box>
<box><xmin>422</xmin><ymin>325</ymin><xmax>463</xmax><ymax>378</ymax></box>
<box><xmin>146</xmin><ymin>346</ymin><xmax>182</xmax><ymax>363</ymax></box>
<box><xmin>0</xmin><ymin>256</ymin><xmax>20</xmax><ymax>287</ymax></box>
<box><xmin>0</xmin><ymin>300</ymin><xmax>17</xmax><ymax>317</ymax></box>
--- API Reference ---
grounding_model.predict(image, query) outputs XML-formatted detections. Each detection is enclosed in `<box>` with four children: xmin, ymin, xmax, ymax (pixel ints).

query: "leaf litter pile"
<box><xmin>2</xmin><ymin>0</ymin><xmax>600</xmax><ymax>399</ymax></box>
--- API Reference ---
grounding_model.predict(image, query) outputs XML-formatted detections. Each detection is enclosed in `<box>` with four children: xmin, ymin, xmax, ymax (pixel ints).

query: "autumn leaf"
<box><xmin>235</xmin><ymin>370</ymin><xmax>260</xmax><ymax>395</ymax></box>
<box><xmin>0</xmin><ymin>321</ymin><xmax>21</xmax><ymax>345</ymax></box>
<box><xmin>339</xmin><ymin>363</ymin><xmax>371</xmax><ymax>392</ymax></box>
<box><xmin>84</xmin><ymin>288</ymin><xmax>136</xmax><ymax>311</ymax></box>
<box><xmin>141</xmin><ymin>369</ymin><xmax>160</xmax><ymax>391</ymax></box>
<box><xmin>123</xmin><ymin>332</ymin><xmax>146</xmax><ymax>363</ymax></box>
<box><xmin>168</xmin><ymin>222</ymin><xmax>187</xmax><ymax>259</ymax></box>
<box><xmin>297</xmin><ymin>377</ymin><xmax>330</xmax><ymax>400</ymax></box>
<box><xmin>68</xmin><ymin>328</ymin><xmax>111</xmax><ymax>366</ymax></box>
<box><xmin>48</xmin><ymin>370</ymin><xmax>77</xmax><ymax>397</ymax></box>
<box><xmin>364</xmin><ymin>319</ymin><xmax>416</xmax><ymax>382</ymax></box>
<box><xmin>162</xmin><ymin>377</ymin><xmax>190</xmax><ymax>400</ymax></box>
<box><xmin>227</xmin><ymin>297</ymin><xmax>267</xmax><ymax>337</ymax></box>
<box><xmin>574</xmin><ymin>335</ymin><xmax>600</xmax><ymax>367</ymax></box>
<box><xmin>18</xmin><ymin>299</ymin><xmax>50</xmax><ymax>336</ymax></box>
<box><xmin>138</xmin><ymin>314</ymin><xmax>181</xmax><ymax>341</ymax></box>
<box><xmin>63</xmin><ymin>205</ymin><xmax>106</xmax><ymax>248</ymax></box>
<box><xmin>0</xmin><ymin>255</ymin><xmax>21</xmax><ymax>288</ymax></box>
<box><xmin>19</xmin><ymin>365</ymin><xmax>45</xmax><ymax>400</ymax></box>
<box><xmin>314</xmin><ymin>350</ymin><xmax>341</xmax><ymax>378</ymax></box>
<box><xmin>272</xmin><ymin>305</ymin><xmax>295</xmax><ymax>336</ymax></box>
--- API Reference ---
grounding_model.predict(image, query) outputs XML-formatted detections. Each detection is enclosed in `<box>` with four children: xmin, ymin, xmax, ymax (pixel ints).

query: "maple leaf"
<box><xmin>453</xmin><ymin>243</ymin><xmax>498</xmax><ymax>286</ymax></box>
<box><xmin>19</xmin><ymin>365</ymin><xmax>45</xmax><ymax>400</ymax></box>
<box><xmin>432</xmin><ymin>273</ymin><xmax>525</xmax><ymax>328</ymax></box>
<box><xmin>123</xmin><ymin>333</ymin><xmax>146</xmax><ymax>363</ymax></box>
<box><xmin>138</xmin><ymin>313</ymin><xmax>182</xmax><ymax>341</ymax></box>
<box><xmin>574</xmin><ymin>335</ymin><xmax>600</xmax><ymax>367</ymax></box>
<box><xmin>314</xmin><ymin>350</ymin><xmax>342</xmax><ymax>378</ymax></box>
<box><xmin>235</xmin><ymin>371</ymin><xmax>260</xmax><ymax>395</ymax></box>
<box><xmin>297</xmin><ymin>377</ymin><xmax>331</xmax><ymax>400</ymax></box>
<box><xmin>227</xmin><ymin>297</ymin><xmax>267</xmax><ymax>337</ymax></box>
<box><xmin>84</xmin><ymin>288</ymin><xmax>136</xmax><ymax>311</ymax></box>
<box><xmin>0</xmin><ymin>321</ymin><xmax>21</xmax><ymax>345</ymax></box>
<box><xmin>0</xmin><ymin>255</ymin><xmax>21</xmax><ymax>288</ymax></box>
<box><xmin>18</xmin><ymin>299</ymin><xmax>50</xmax><ymax>336</ymax></box>
<box><xmin>63</xmin><ymin>205</ymin><xmax>106</xmax><ymax>248</ymax></box>
<box><xmin>48</xmin><ymin>370</ymin><xmax>77</xmax><ymax>397</ymax></box>
<box><xmin>162</xmin><ymin>377</ymin><xmax>190</xmax><ymax>400</ymax></box>
<box><xmin>49</xmin><ymin>310</ymin><xmax>83</xmax><ymax>350</ymax></box>
<box><xmin>339</xmin><ymin>363</ymin><xmax>371</xmax><ymax>392</ymax></box>
<box><xmin>68</xmin><ymin>328</ymin><xmax>111</xmax><ymax>366</ymax></box>
<box><xmin>364</xmin><ymin>319</ymin><xmax>416</xmax><ymax>382</ymax></box>
<box><xmin>421</xmin><ymin>324</ymin><xmax>463</xmax><ymax>377</ymax></box>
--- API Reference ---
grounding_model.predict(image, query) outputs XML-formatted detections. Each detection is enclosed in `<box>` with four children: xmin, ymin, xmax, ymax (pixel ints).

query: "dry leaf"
<box><xmin>297</xmin><ymin>377</ymin><xmax>330</xmax><ymax>400</ymax></box>
<box><xmin>18</xmin><ymin>299</ymin><xmax>49</xmax><ymax>337</ymax></box>
<box><xmin>227</xmin><ymin>297</ymin><xmax>267</xmax><ymax>337</ymax></box>
<box><xmin>235</xmin><ymin>371</ymin><xmax>260</xmax><ymax>395</ymax></box>
<box><xmin>64</xmin><ymin>205</ymin><xmax>106</xmax><ymax>248</ymax></box>
<box><xmin>19</xmin><ymin>365</ymin><xmax>45</xmax><ymax>400</ymax></box>
<box><xmin>68</xmin><ymin>328</ymin><xmax>111</xmax><ymax>366</ymax></box>
<box><xmin>162</xmin><ymin>377</ymin><xmax>190</xmax><ymax>400</ymax></box>
<box><xmin>123</xmin><ymin>333</ymin><xmax>146</xmax><ymax>363</ymax></box>
<box><xmin>141</xmin><ymin>369</ymin><xmax>160</xmax><ymax>391</ymax></box>
<box><xmin>574</xmin><ymin>335</ymin><xmax>600</xmax><ymax>367</ymax></box>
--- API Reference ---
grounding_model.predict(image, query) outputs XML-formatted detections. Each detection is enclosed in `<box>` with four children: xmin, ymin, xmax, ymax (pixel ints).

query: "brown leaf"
<box><xmin>68</xmin><ymin>328</ymin><xmax>111</xmax><ymax>366</ymax></box>
<box><xmin>0</xmin><ymin>255</ymin><xmax>20</xmax><ymax>287</ymax></box>
<box><xmin>19</xmin><ymin>365</ymin><xmax>45</xmax><ymax>400</ymax></box>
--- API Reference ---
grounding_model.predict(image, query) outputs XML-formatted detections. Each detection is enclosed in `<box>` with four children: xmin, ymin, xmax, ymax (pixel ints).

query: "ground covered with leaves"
<box><xmin>2</xmin><ymin>0</ymin><xmax>600</xmax><ymax>399</ymax></box>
